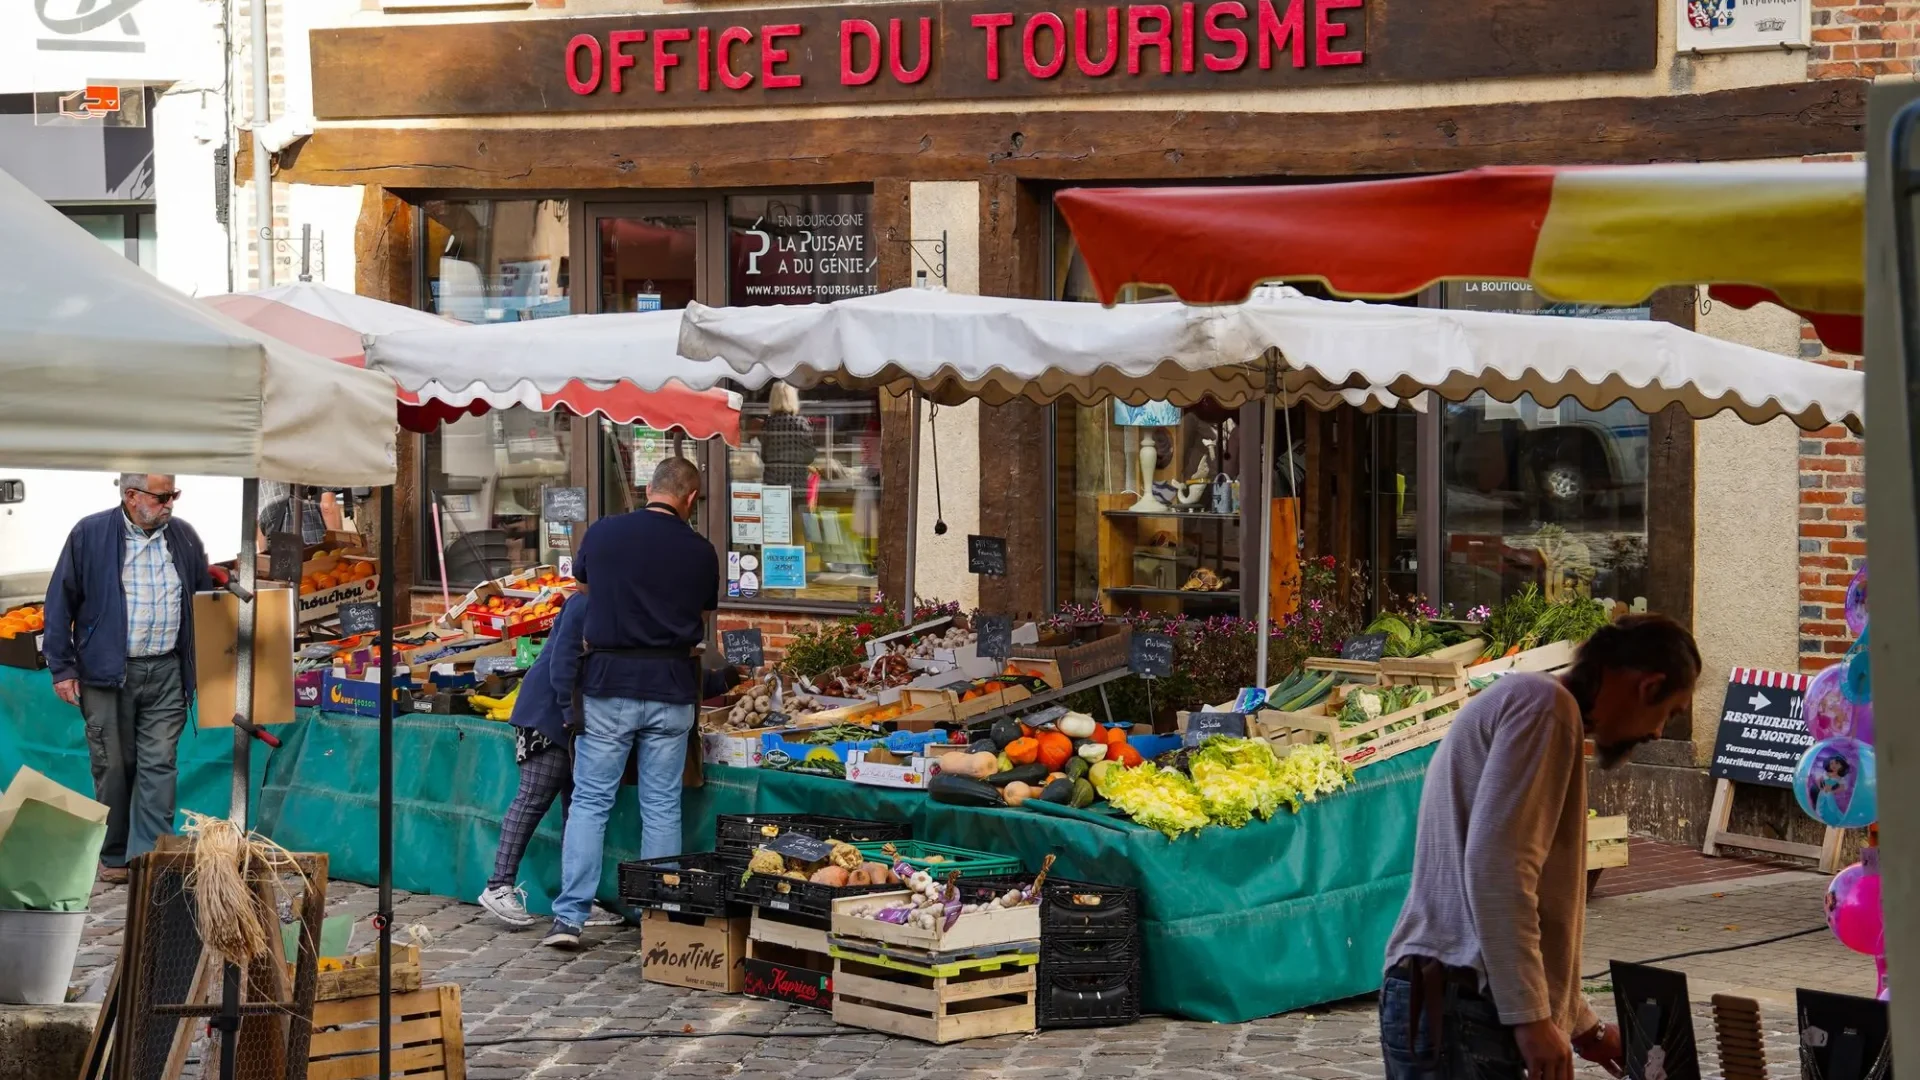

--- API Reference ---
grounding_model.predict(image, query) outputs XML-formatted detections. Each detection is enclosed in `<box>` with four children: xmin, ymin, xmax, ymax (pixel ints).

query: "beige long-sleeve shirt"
<box><xmin>1384</xmin><ymin>672</ymin><xmax>1598</xmax><ymax>1036</ymax></box>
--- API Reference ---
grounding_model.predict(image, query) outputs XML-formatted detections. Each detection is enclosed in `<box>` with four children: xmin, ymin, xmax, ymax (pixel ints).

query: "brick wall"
<box><xmin>1809</xmin><ymin>0</ymin><xmax>1912</xmax><ymax>78</ymax></box>
<box><xmin>715</xmin><ymin>612</ymin><xmax>827</xmax><ymax>667</ymax></box>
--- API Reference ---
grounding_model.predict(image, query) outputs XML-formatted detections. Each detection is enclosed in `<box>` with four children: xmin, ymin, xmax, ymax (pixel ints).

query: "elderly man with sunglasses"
<box><xmin>44</xmin><ymin>473</ymin><xmax>224</xmax><ymax>884</ymax></box>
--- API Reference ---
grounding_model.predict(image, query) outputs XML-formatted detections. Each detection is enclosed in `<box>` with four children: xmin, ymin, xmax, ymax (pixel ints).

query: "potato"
<box><xmin>847</xmin><ymin>868</ymin><xmax>872</xmax><ymax>887</ymax></box>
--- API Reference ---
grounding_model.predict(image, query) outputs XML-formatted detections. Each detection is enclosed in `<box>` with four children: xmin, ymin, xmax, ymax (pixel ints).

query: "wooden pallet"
<box><xmin>306</xmin><ymin>984</ymin><xmax>466</xmax><ymax>1080</ymax></box>
<box><xmin>828</xmin><ymin>940</ymin><xmax>1040</xmax><ymax>977</ymax></box>
<box><xmin>831</xmin><ymin>952</ymin><xmax>1036</xmax><ymax>1044</ymax></box>
<box><xmin>1588</xmin><ymin>815</ymin><xmax>1629</xmax><ymax>870</ymax></box>
<box><xmin>299</xmin><ymin>945</ymin><xmax>424</xmax><ymax>1003</ymax></box>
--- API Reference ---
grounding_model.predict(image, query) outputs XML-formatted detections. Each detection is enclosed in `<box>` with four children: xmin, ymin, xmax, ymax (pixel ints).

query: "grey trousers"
<box><xmin>80</xmin><ymin>655</ymin><xmax>189</xmax><ymax>868</ymax></box>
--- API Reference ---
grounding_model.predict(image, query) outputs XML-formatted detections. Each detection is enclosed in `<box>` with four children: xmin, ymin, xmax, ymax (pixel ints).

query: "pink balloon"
<box><xmin>1807</xmin><ymin>664</ymin><xmax>1863</xmax><ymax>742</ymax></box>
<box><xmin>1828</xmin><ymin>863</ymin><xmax>1884</xmax><ymax>956</ymax></box>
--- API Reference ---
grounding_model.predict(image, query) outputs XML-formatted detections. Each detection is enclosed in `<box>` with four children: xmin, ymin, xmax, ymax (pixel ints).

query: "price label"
<box><xmin>764</xmin><ymin>832</ymin><xmax>834</xmax><ymax>863</ymax></box>
<box><xmin>1129</xmin><ymin>631</ymin><xmax>1175</xmax><ymax>677</ymax></box>
<box><xmin>722</xmin><ymin>628</ymin><xmax>765</xmax><ymax>668</ymax></box>
<box><xmin>966</xmin><ymin>534</ymin><xmax>1008</xmax><ymax>577</ymax></box>
<box><xmin>541</xmin><ymin>485</ymin><xmax>588</xmax><ymax>524</ymax></box>
<box><xmin>1183</xmin><ymin>711</ymin><xmax>1248</xmax><ymax>747</ymax></box>
<box><xmin>267</xmin><ymin>532</ymin><xmax>304</xmax><ymax>583</ymax></box>
<box><xmin>475</xmin><ymin>655</ymin><xmax>519</xmax><ymax>676</ymax></box>
<box><xmin>338</xmin><ymin>602</ymin><xmax>380</xmax><ymax>636</ymax></box>
<box><xmin>975</xmin><ymin>614</ymin><xmax>1013</xmax><ymax>660</ymax></box>
<box><xmin>1340</xmin><ymin>633</ymin><xmax>1390</xmax><ymax>662</ymax></box>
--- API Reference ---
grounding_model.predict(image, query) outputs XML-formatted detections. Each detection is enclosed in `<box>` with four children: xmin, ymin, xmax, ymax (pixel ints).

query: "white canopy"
<box><xmin>676</xmin><ymin>288</ymin><xmax>1864</xmax><ymax>431</ymax></box>
<box><xmin>0</xmin><ymin>167</ymin><xmax>397</xmax><ymax>485</ymax></box>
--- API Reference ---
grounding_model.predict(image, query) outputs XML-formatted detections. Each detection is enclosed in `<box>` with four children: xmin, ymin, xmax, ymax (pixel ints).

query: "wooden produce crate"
<box><xmin>1465</xmin><ymin>639</ymin><xmax>1578</xmax><ymax>680</ymax></box>
<box><xmin>831</xmin><ymin>889</ymin><xmax>1041</xmax><ymax>954</ymax></box>
<box><xmin>745</xmin><ymin>912</ymin><xmax>836</xmax><ymax>1011</ymax></box>
<box><xmin>1255</xmin><ymin>659</ymin><xmax>1469</xmax><ymax>769</ymax></box>
<box><xmin>1013</xmin><ymin>623</ymin><xmax>1131</xmax><ymax>685</ymax></box>
<box><xmin>1587</xmin><ymin>814</ymin><xmax>1629</xmax><ymax>870</ymax></box>
<box><xmin>306</xmin><ymin>983</ymin><xmax>467</xmax><ymax>1080</ymax></box>
<box><xmin>297</xmin><ymin>944</ymin><xmax>423</xmax><ymax>1003</ymax></box>
<box><xmin>831</xmin><ymin>947</ymin><xmax>1037</xmax><ymax>1044</ymax></box>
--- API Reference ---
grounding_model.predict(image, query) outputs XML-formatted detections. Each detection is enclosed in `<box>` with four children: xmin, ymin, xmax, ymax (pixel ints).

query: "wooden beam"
<box><xmin>874</xmin><ymin>178</ymin><xmax>916</xmax><ymax>605</ymax></box>
<box><xmin>1646</xmin><ymin>286</ymin><xmax>1697</xmax><ymax>741</ymax></box>
<box><xmin>975</xmin><ymin>175</ymin><xmax>1051</xmax><ymax>619</ymax></box>
<box><xmin>354</xmin><ymin>187</ymin><xmax>420</xmax><ymax>605</ymax></box>
<box><xmin>257</xmin><ymin>80</ymin><xmax>1867</xmax><ymax>190</ymax></box>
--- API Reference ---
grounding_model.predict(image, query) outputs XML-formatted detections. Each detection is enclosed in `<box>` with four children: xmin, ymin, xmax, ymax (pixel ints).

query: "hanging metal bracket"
<box><xmin>899</xmin><ymin>229</ymin><xmax>947</xmax><ymax>287</ymax></box>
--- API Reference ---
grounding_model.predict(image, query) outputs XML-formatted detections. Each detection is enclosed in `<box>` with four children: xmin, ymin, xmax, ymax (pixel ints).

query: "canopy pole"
<box><xmin>903</xmin><ymin>392</ymin><xmax>921</xmax><ymax>605</ymax></box>
<box><xmin>377</xmin><ymin>485</ymin><xmax>395</xmax><ymax>1080</ymax></box>
<box><xmin>1255</xmin><ymin>390</ymin><xmax>1277</xmax><ymax>689</ymax></box>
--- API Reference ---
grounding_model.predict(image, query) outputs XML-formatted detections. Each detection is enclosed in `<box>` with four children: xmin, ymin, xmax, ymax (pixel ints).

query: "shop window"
<box><xmin>66</xmin><ymin>208</ymin><xmax>156</xmax><ymax>273</ymax></box>
<box><xmin>421</xmin><ymin>199</ymin><xmax>571</xmax><ymax>323</ymax></box>
<box><xmin>421</xmin><ymin>405</ymin><xmax>580</xmax><ymax>587</ymax></box>
<box><xmin>718</xmin><ymin>193</ymin><xmax>881</xmax><ymax>607</ymax></box>
<box><xmin>1439</xmin><ymin>282</ymin><xmax>1651</xmax><ymax>612</ymax></box>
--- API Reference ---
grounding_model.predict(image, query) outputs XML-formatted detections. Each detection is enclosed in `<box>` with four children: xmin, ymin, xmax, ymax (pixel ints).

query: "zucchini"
<box><xmin>1069</xmin><ymin>778</ymin><xmax>1097</xmax><ymax>809</ymax></box>
<box><xmin>985</xmin><ymin>763</ymin><xmax>1049</xmax><ymax>788</ymax></box>
<box><xmin>929</xmin><ymin>773</ymin><xmax>1009</xmax><ymax>808</ymax></box>
<box><xmin>1037</xmin><ymin>778</ymin><xmax>1075</xmax><ymax>805</ymax></box>
<box><xmin>1278</xmin><ymin>672</ymin><xmax>1336</xmax><ymax>712</ymax></box>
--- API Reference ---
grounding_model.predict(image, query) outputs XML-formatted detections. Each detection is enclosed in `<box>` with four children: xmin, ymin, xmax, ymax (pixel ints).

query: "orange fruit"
<box><xmin>314</xmin><ymin>573</ymin><xmax>338</xmax><ymax>590</ymax></box>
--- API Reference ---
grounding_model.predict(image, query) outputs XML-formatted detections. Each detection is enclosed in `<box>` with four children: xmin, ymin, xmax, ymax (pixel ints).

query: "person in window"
<box><xmin>759</xmin><ymin>382</ymin><xmax>817</xmax><ymax>490</ymax></box>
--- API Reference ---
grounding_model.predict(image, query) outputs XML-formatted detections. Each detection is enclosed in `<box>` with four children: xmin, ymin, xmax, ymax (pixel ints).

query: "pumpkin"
<box><xmin>1035</xmin><ymin>731</ymin><xmax>1074</xmax><ymax>770</ymax></box>
<box><xmin>1105</xmin><ymin>726</ymin><xmax>1129</xmax><ymax>744</ymax></box>
<box><xmin>1003</xmin><ymin>737</ymin><xmax>1041</xmax><ymax>766</ymax></box>
<box><xmin>1004</xmin><ymin>781</ymin><xmax>1034</xmax><ymax>807</ymax></box>
<box><xmin>1087</xmin><ymin>723</ymin><xmax>1108</xmax><ymax>744</ymax></box>
<box><xmin>1106</xmin><ymin>742</ymin><xmax>1145</xmax><ymax>767</ymax></box>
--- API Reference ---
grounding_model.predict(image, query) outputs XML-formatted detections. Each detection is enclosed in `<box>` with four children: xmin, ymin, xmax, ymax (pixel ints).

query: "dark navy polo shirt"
<box><xmin>575</xmin><ymin>507</ymin><xmax>720</xmax><ymax>705</ymax></box>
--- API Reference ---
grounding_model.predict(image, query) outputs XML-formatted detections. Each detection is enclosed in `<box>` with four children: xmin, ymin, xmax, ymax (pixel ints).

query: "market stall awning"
<box><xmin>0</xmin><ymin>167</ymin><xmax>396</xmax><ymax>486</ymax></box>
<box><xmin>1054</xmin><ymin>163</ymin><xmax>1867</xmax><ymax>353</ymax></box>
<box><xmin>204</xmin><ymin>282</ymin><xmax>453</xmax><ymax>366</ymax></box>
<box><xmin>364</xmin><ymin>310</ymin><xmax>747</xmax><ymax>445</ymax></box>
<box><xmin>676</xmin><ymin>287</ymin><xmax>1863</xmax><ymax>431</ymax></box>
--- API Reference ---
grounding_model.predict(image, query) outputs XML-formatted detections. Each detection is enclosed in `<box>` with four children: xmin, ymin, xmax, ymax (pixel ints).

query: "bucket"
<box><xmin>0</xmin><ymin>908</ymin><xmax>86</xmax><ymax>1004</ymax></box>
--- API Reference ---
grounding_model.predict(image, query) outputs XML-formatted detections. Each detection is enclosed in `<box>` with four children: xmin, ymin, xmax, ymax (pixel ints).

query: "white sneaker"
<box><xmin>479</xmin><ymin>884</ymin><xmax>536</xmax><ymax>927</ymax></box>
<box><xmin>585</xmin><ymin>904</ymin><xmax>626</xmax><ymax>928</ymax></box>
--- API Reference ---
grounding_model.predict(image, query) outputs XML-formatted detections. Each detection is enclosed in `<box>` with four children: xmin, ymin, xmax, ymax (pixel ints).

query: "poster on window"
<box><xmin>729</xmin><ymin>193</ymin><xmax>878</xmax><ymax>306</ymax></box>
<box><xmin>761</xmin><ymin>485</ymin><xmax>793</xmax><ymax>545</ymax></box>
<box><xmin>762</xmin><ymin>545</ymin><xmax>808</xmax><ymax>590</ymax></box>
<box><xmin>730</xmin><ymin>483</ymin><xmax>763</xmax><ymax>545</ymax></box>
<box><xmin>631</xmin><ymin>425</ymin><xmax>670</xmax><ymax>486</ymax></box>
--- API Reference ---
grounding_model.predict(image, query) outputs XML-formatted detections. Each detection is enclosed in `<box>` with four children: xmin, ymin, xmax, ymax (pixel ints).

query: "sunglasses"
<box><xmin>131</xmin><ymin>487</ymin><xmax>181</xmax><ymax>504</ymax></box>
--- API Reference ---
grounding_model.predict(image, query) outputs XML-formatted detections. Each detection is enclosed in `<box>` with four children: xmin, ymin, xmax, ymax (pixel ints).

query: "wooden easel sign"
<box><xmin>1702</xmin><ymin>667</ymin><xmax>1843</xmax><ymax>871</ymax></box>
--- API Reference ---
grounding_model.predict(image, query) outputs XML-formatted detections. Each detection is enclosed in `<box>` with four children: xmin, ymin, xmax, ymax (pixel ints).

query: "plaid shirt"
<box><xmin>121</xmin><ymin>512</ymin><xmax>183</xmax><ymax>658</ymax></box>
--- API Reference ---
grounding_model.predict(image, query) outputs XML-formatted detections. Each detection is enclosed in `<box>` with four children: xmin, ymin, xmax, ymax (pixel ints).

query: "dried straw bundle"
<box><xmin>180</xmin><ymin>813</ymin><xmax>307</xmax><ymax>969</ymax></box>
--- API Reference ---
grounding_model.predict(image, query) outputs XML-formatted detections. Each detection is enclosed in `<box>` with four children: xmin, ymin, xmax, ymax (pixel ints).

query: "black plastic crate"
<box><xmin>714</xmin><ymin>814</ymin><xmax>912</xmax><ymax>856</ymax></box>
<box><xmin>616</xmin><ymin>852</ymin><xmax>744</xmax><ymax>918</ymax></box>
<box><xmin>732</xmin><ymin>868</ymin><xmax>898</xmax><ymax>924</ymax></box>
<box><xmin>1041</xmin><ymin>932</ymin><xmax>1139</xmax><ymax>973</ymax></box>
<box><xmin>1036</xmin><ymin>965</ymin><xmax>1142</xmax><ymax>1028</ymax></box>
<box><xmin>973</xmin><ymin>875</ymin><xmax>1140</xmax><ymax>938</ymax></box>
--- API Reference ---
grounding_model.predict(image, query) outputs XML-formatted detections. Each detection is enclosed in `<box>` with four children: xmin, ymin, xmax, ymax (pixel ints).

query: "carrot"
<box><xmin>1504</xmin><ymin>644</ymin><xmax>1522</xmax><ymax>658</ymax></box>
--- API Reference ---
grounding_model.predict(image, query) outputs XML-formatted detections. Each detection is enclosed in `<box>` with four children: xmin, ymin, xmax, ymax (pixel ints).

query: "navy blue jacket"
<box><xmin>510</xmin><ymin>593</ymin><xmax>586</xmax><ymax>747</ymax></box>
<box><xmin>44</xmin><ymin>508</ymin><xmax>218</xmax><ymax>695</ymax></box>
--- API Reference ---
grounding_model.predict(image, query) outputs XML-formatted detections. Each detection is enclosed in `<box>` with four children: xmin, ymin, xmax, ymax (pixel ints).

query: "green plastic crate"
<box><xmin>854</xmin><ymin>840</ymin><xmax>1024</xmax><ymax>879</ymax></box>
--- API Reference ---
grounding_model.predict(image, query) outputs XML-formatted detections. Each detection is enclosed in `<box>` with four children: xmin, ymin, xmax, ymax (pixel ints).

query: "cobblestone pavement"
<box><xmin>70</xmin><ymin>869</ymin><xmax>1866</xmax><ymax>1079</ymax></box>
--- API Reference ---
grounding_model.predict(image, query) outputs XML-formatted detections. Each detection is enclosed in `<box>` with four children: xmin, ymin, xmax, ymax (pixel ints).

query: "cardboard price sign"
<box><xmin>966</xmin><ymin>534</ymin><xmax>1008</xmax><ymax>577</ymax></box>
<box><xmin>1184</xmin><ymin>711</ymin><xmax>1248</xmax><ymax>747</ymax></box>
<box><xmin>337</xmin><ymin>602</ymin><xmax>380</xmax><ymax>636</ymax></box>
<box><xmin>1340</xmin><ymin>632</ymin><xmax>1389</xmax><ymax>662</ymax></box>
<box><xmin>722</xmin><ymin>628</ymin><xmax>765</xmax><ymax>668</ymax></box>
<box><xmin>267</xmin><ymin>532</ymin><xmax>305</xmax><ymax>583</ymax></box>
<box><xmin>475</xmin><ymin>655</ymin><xmax>520</xmax><ymax>676</ymax></box>
<box><xmin>541</xmin><ymin>485</ymin><xmax>588</xmax><ymax>523</ymax></box>
<box><xmin>974</xmin><ymin>614</ymin><xmax>1013</xmax><ymax>660</ymax></box>
<box><xmin>763</xmin><ymin>831</ymin><xmax>834</xmax><ymax>863</ymax></box>
<box><xmin>1708</xmin><ymin>668</ymin><xmax>1812</xmax><ymax>789</ymax></box>
<box><xmin>1129</xmin><ymin>631</ymin><xmax>1174</xmax><ymax>677</ymax></box>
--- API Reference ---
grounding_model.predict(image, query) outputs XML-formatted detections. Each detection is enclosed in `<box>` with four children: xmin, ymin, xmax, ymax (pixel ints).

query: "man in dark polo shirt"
<box><xmin>545</xmin><ymin>456</ymin><xmax>719</xmax><ymax>949</ymax></box>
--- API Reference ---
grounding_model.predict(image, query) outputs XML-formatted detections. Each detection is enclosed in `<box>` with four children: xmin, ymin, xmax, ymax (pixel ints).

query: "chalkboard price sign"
<box><xmin>267</xmin><ymin>532</ymin><xmax>304</xmax><ymax>584</ymax></box>
<box><xmin>1708</xmin><ymin>668</ymin><xmax>1812</xmax><ymax>789</ymax></box>
<box><xmin>1129</xmin><ymin>632</ymin><xmax>1175</xmax><ymax>677</ymax></box>
<box><xmin>975</xmin><ymin>614</ymin><xmax>1013</xmax><ymax>660</ymax></box>
<box><xmin>475</xmin><ymin>655</ymin><xmax>519</xmax><ymax>676</ymax></box>
<box><xmin>1183</xmin><ymin>711</ymin><xmax>1248</xmax><ymax>747</ymax></box>
<box><xmin>542</xmin><ymin>486</ymin><xmax>589</xmax><ymax>523</ymax></box>
<box><xmin>764</xmin><ymin>832</ymin><xmax>834</xmax><ymax>864</ymax></box>
<box><xmin>1340</xmin><ymin>633</ymin><xmax>1390</xmax><ymax>663</ymax></box>
<box><xmin>722</xmin><ymin>628</ymin><xmax>766</xmax><ymax>669</ymax></box>
<box><xmin>338</xmin><ymin>602</ymin><xmax>380</xmax><ymax>636</ymax></box>
<box><xmin>967</xmin><ymin>534</ymin><xmax>1008</xmax><ymax>577</ymax></box>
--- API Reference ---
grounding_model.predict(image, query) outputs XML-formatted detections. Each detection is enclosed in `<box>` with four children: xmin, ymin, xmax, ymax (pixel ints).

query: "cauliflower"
<box><xmin>747</xmin><ymin>848</ymin><xmax>785</xmax><ymax>877</ymax></box>
<box><xmin>829</xmin><ymin>840</ymin><xmax>863</xmax><ymax>871</ymax></box>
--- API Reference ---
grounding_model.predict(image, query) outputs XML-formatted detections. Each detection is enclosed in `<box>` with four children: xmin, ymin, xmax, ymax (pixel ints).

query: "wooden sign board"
<box><xmin>1701</xmin><ymin>667</ymin><xmax>1843</xmax><ymax>871</ymax></box>
<box><xmin>193</xmin><ymin>588</ymin><xmax>297</xmax><ymax>728</ymax></box>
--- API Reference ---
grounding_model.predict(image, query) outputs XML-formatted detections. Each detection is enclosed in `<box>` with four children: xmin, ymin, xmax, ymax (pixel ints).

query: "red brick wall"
<box><xmin>1809</xmin><ymin>0</ymin><xmax>1912</xmax><ymax>78</ymax></box>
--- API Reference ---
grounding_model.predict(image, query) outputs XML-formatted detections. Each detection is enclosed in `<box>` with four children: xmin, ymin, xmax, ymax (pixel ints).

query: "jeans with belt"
<box><xmin>1379</xmin><ymin>965</ymin><xmax>1525</xmax><ymax>1080</ymax></box>
<box><xmin>552</xmin><ymin>695</ymin><xmax>694</xmax><ymax>928</ymax></box>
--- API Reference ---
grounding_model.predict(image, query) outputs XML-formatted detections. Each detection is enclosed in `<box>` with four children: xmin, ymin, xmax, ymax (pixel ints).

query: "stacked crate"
<box><xmin>1029</xmin><ymin>878</ymin><xmax>1142</xmax><ymax>1028</ymax></box>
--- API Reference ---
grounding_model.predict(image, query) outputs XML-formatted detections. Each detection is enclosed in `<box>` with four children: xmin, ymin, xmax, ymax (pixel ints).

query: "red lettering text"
<box><xmin>763</xmin><ymin>24</ymin><xmax>801</xmax><ymax>88</ymax></box>
<box><xmin>1074</xmin><ymin>7</ymin><xmax>1120</xmax><ymax>75</ymax></box>
<box><xmin>565</xmin><ymin>33</ymin><xmax>602</xmax><ymax>94</ymax></box>
<box><xmin>718</xmin><ymin>26</ymin><xmax>754</xmax><ymax>89</ymax></box>
<box><xmin>1315</xmin><ymin>0</ymin><xmax>1363</xmax><ymax>65</ymax></box>
<box><xmin>1180</xmin><ymin>2</ymin><xmax>1196</xmax><ymax>71</ymax></box>
<box><xmin>973</xmin><ymin>12</ymin><xmax>1015</xmax><ymax>80</ymax></box>
<box><xmin>1256</xmin><ymin>0</ymin><xmax>1305</xmax><ymax>69</ymax></box>
<box><xmin>841</xmin><ymin>18</ymin><xmax>881</xmax><ymax>85</ymax></box>
<box><xmin>697</xmin><ymin>26</ymin><xmax>712</xmax><ymax>90</ymax></box>
<box><xmin>1203</xmin><ymin>1</ymin><xmax>1248</xmax><ymax>70</ymax></box>
<box><xmin>607</xmin><ymin>30</ymin><xmax>643</xmax><ymax>93</ymax></box>
<box><xmin>1127</xmin><ymin>5</ymin><xmax>1172</xmax><ymax>74</ymax></box>
<box><xmin>652</xmin><ymin>27</ymin><xmax>688</xmax><ymax>92</ymax></box>
<box><xmin>890</xmin><ymin>17</ymin><xmax>932</xmax><ymax>83</ymax></box>
<box><xmin>1023</xmin><ymin>11</ymin><xmax>1068</xmax><ymax>77</ymax></box>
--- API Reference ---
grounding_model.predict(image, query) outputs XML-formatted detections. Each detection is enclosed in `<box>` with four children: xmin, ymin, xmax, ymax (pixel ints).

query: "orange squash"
<box><xmin>1087</xmin><ymin>723</ymin><xmax>1108</xmax><ymax>744</ymax></box>
<box><xmin>1035</xmin><ymin>731</ymin><xmax>1073</xmax><ymax>770</ymax></box>
<box><xmin>1106</xmin><ymin>742</ymin><xmax>1145</xmax><ymax>767</ymax></box>
<box><xmin>1004</xmin><ymin>737</ymin><xmax>1040</xmax><ymax>766</ymax></box>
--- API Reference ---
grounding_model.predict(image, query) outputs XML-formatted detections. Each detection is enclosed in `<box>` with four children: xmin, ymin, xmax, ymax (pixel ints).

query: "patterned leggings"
<box><xmin>488</xmin><ymin>742</ymin><xmax>572</xmax><ymax>890</ymax></box>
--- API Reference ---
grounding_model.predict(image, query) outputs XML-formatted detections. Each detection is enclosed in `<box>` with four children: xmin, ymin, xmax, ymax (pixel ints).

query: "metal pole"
<box><xmin>250</xmin><ymin>0</ymin><xmax>273</xmax><ymax>288</ymax></box>
<box><xmin>1254</xmin><ymin>394</ymin><xmax>1276</xmax><ymax>689</ymax></box>
<box><xmin>903</xmin><ymin>392</ymin><xmax>922</xmax><ymax>603</ymax></box>
<box><xmin>218</xmin><ymin>476</ymin><xmax>260</xmax><ymax>1080</ymax></box>
<box><xmin>377</xmin><ymin>485</ymin><xmax>396</xmax><ymax>1079</ymax></box>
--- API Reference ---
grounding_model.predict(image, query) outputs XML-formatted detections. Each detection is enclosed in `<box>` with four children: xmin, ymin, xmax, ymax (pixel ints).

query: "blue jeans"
<box><xmin>553</xmin><ymin>695</ymin><xmax>695</xmax><ymax>928</ymax></box>
<box><xmin>1380</xmin><ymin>973</ymin><xmax>1525</xmax><ymax>1080</ymax></box>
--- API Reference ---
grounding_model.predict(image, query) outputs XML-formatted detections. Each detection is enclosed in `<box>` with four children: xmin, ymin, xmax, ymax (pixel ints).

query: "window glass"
<box><xmin>421</xmin><ymin>199</ymin><xmax>571</xmax><ymax>323</ymax></box>
<box><xmin>136</xmin><ymin>212</ymin><xmax>156</xmax><ymax>273</ymax></box>
<box><xmin>423</xmin><ymin>405</ymin><xmax>579</xmax><ymax>586</ymax></box>
<box><xmin>1439</xmin><ymin>282</ymin><xmax>1651</xmax><ymax>612</ymax></box>
<box><xmin>67</xmin><ymin>212</ymin><xmax>127</xmax><ymax>257</ymax></box>
<box><xmin>720</xmin><ymin>193</ymin><xmax>881</xmax><ymax>605</ymax></box>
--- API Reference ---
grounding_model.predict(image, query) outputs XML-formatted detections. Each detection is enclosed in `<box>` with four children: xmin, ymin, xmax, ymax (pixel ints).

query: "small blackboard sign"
<box><xmin>1022</xmin><ymin>704</ymin><xmax>1070</xmax><ymax>729</ymax></box>
<box><xmin>475</xmin><ymin>655</ymin><xmax>519</xmax><ymax>676</ymax></box>
<box><xmin>722</xmin><ymin>628</ymin><xmax>765</xmax><ymax>668</ymax></box>
<box><xmin>338</xmin><ymin>602</ymin><xmax>380</xmax><ymax>636</ymax></box>
<box><xmin>1798</xmin><ymin>989</ymin><xmax>1891</xmax><ymax>1080</ymax></box>
<box><xmin>1708</xmin><ymin>668</ymin><xmax>1813</xmax><ymax>789</ymax></box>
<box><xmin>542</xmin><ymin>485</ymin><xmax>588</xmax><ymax>523</ymax></box>
<box><xmin>267</xmin><ymin>532</ymin><xmax>304</xmax><ymax>583</ymax></box>
<box><xmin>967</xmin><ymin>534</ymin><xmax>1008</xmax><ymax>577</ymax></box>
<box><xmin>764</xmin><ymin>832</ymin><xmax>834</xmax><ymax>864</ymax></box>
<box><xmin>975</xmin><ymin>614</ymin><xmax>1013</xmax><ymax>660</ymax></box>
<box><xmin>1130</xmin><ymin>632</ymin><xmax>1175</xmax><ymax>677</ymax></box>
<box><xmin>1340</xmin><ymin>632</ymin><xmax>1390</xmax><ymax>662</ymax></box>
<box><xmin>1610</xmin><ymin>962</ymin><xmax>1701</xmax><ymax>1080</ymax></box>
<box><xmin>1183</xmin><ymin>711</ymin><xmax>1248</xmax><ymax>747</ymax></box>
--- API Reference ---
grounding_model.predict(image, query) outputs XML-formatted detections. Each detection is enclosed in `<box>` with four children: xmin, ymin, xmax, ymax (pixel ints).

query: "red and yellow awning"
<box><xmin>1055</xmin><ymin>163</ymin><xmax>1866</xmax><ymax>353</ymax></box>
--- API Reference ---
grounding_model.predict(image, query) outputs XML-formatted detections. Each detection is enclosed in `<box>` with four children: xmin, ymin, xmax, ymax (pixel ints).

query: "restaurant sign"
<box><xmin>311</xmin><ymin>0</ymin><xmax>1655</xmax><ymax>119</ymax></box>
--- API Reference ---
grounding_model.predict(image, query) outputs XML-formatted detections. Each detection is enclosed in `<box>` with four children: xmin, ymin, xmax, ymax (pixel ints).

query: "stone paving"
<box><xmin>68</xmin><ymin>864</ymin><xmax>1871</xmax><ymax>1079</ymax></box>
